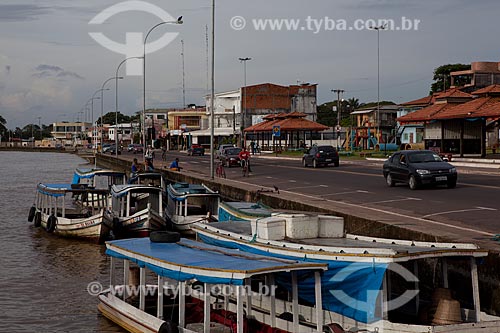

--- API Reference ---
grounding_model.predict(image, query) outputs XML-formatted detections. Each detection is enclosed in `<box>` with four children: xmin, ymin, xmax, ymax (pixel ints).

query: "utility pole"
<box><xmin>239</xmin><ymin>57</ymin><xmax>251</xmax><ymax>148</ymax></box>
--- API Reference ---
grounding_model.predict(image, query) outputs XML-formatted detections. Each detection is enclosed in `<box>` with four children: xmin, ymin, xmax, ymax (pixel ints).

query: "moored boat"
<box><xmin>165</xmin><ymin>182</ymin><xmax>220</xmax><ymax>233</ymax></box>
<box><xmin>104</xmin><ymin>184</ymin><xmax>166</xmax><ymax>238</ymax></box>
<box><xmin>128</xmin><ymin>171</ymin><xmax>167</xmax><ymax>191</ymax></box>
<box><xmin>192</xmin><ymin>214</ymin><xmax>500</xmax><ymax>332</ymax></box>
<box><xmin>31</xmin><ymin>183</ymin><xmax>110</xmax><ymax>242</ymax></box>
<box><xmin>71</xmin><ymin>168</ymin><xmax>127</xmax><ymax>208</ymax></box>
<box><xmin>217</xmin><ymin>201</ymin><xmax>272</xmax><ymax>223</ymax></box>
<box><xmin>98</xmin><ymin>233</ymin><xmax>328</xmax><ymax>333</ymax></box>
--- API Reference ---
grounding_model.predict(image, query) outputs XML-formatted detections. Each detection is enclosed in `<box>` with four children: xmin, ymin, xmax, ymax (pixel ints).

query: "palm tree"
<box><xmin>347</xmin><ymin>98</ymin><xmax>360</xmax><ymax>111</ymax></box>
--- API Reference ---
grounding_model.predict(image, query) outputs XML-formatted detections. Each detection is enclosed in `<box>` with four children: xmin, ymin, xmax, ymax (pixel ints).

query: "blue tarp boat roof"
<box><xmin>105</xmin><ymin>238</ymin><xmax>326</xmax><ymax>285</ymax></box>
<box><xmin>197</xmin><ymin>233</ymin><xmax>387</xmax><ymax>324</ymax></box>
<box><xmin>37</xmin><ymin>183</ymin><xmax>73</xmax><ymax>197</ymax></box>
<box><xmin>37</xmin><ymin>183</ymin><xmax>109</xmax><ymax>197</ymax></box>
<box><xmin>218</xmin><ymin>202</ymin><xmax>272</xmax><ymax>222</ymax></box>
<box><xmin>72</xmin><ymin>168</ymin><xmax>125</xmax><ymax>184</ymax></box>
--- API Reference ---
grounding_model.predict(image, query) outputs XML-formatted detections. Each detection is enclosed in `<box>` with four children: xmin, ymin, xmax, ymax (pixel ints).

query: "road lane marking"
<box><xmin>362</xmin><ymin>197</ymin><xmax>422</xmax><ymax>205</ymax></box>
<box><xmin>276</xmin><ymin>189</ymin><xmax>495</xmax><ymax>237</ymax></box>
<box><xmin>422</xmin><ymin>206</ymin><xmax>498</xmax><ymax>218</ymax></box>
<box><xmin>320</xmin><ymin>185</ymin><xmax>328</xmax><ymax>187</ymax></box>
<box><xmin>285</xmin><ymin>185</ymin><xmax>326</xmax><ymax>191</ymax></box>
<box><xmin>476</xmin><ymin>206</ymin><xmax>497</xmax><ymax>211</ymax></box>
<box><xmin>319</xmin><ymin>190</ymin><xmax>371</xmax><ymax>197</ymax></box>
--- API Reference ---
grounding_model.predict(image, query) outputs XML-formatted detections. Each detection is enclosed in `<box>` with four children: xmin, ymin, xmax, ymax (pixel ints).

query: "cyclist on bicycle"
<box><xmin>238</xmin><ymin>147</ymin><xmax>252</xmax><ymax>172</ymax></box>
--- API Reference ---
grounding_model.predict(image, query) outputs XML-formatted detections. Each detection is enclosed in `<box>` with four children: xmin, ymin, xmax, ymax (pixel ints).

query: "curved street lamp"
<box><xmin>143</xmin><ymin>16</ymin><xmax>183</xmax><ymax>157</ymax></box>
<box><xmin>101</xmin><ymin>76</ymin><xmax>123</xmax><ymax>154</ymax></box>
<box><xmin>116</xmin><ymin>56</ymin><xmax>144</xmax><ymax>157</ymax></box>
<box><xmin>369</xmin><ymin>24</ymin><xmax>386</xmax><ymax>144</ymax></box>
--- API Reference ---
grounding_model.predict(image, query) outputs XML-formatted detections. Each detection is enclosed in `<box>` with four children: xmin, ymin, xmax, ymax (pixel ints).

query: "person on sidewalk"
<box><xmin>169</xmin><ymin>157</ymin><xmax>181</xmax><ymax>171</ymax></box>
<box><xmin>145</xmin><ymin>157</ymin><xmax>154</xmax><ymax>171</ymax></box>
<box><xmin>131</xmin><ymin>158</ymin><xmax>141</xmax><ymax>178</ymax></box>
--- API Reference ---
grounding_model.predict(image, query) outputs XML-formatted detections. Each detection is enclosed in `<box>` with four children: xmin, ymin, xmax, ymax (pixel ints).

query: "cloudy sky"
<box><xmin>0</xmin><ymin>0</ymin><xmax>499</xmax><ymax>128</ymax></box>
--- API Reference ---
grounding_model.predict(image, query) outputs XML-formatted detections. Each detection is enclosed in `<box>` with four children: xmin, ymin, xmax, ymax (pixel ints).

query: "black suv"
<box><xmin>302</xmin><ymin>145</ymin><xmax>339</xmax><ymax>168</ymax></box>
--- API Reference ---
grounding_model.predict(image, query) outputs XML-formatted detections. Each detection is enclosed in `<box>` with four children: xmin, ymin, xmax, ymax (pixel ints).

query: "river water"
<box><xmin>0</xmin><ymin>152</ymin><xmax>124</xmax><ymax>333</ymax></box>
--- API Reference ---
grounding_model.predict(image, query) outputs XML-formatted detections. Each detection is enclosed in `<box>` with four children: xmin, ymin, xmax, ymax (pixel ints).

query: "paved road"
<box><xmin>139</xmin><ymin>150</ymin><xmax>500</xmax><ymax>238</ymax></box>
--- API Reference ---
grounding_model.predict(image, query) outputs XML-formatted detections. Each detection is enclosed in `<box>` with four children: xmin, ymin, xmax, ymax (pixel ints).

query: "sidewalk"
<box><xmin>253</xmin><ymin>151</ymin><xmax>500</xmax><ymax>169</ymax></box>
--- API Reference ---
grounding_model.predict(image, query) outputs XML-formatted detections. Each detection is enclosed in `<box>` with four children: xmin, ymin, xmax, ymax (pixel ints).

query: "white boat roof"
<box><xmin>192</xmin><ymin>222</ymin><xmax>488</xmax><ymax>263</ymax></box>
<box><xmin>168</xmin><ymin>182</ymin><xmax>219</xmax><ymax>197</ymax></box>
<box><xmin>111</xmin><ymin>184</ymin><xmax>163</xmax><ymax>198</ymax></box>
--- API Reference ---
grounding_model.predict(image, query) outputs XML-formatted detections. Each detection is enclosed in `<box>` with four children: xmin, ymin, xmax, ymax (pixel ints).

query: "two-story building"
<box><xmin>350</xmin><ymin>105</ymin><xmax>399</xmax><ymax>149</ymax></box>
<box><xmin>200</xmin><ymin>83</ymin><xmax>318</xmax><ymax>147</ymax></box>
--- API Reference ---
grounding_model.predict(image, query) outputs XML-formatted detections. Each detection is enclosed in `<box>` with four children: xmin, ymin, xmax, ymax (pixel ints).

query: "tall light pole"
<box><xmin>210</xmin><ymin>0</ymin><xmax>215</xmax><ymax>179</ymax></box>
<box><xmin>37</xmin><ymin>116</ymin><xmax>42</xmax><ymax>141</ymax></box>
<box><xmin>370</xmin><ymin>24</ymin><xmax>386</xmax><ymax>143</ymax></box>
<box><xmin>91</xmin><ymin>91</ymin><xmax>104</xmax><ymax>162</ymax></box>
<box><xmin>101</xmin><ymin>77</ymin><xmax>122</xmax><ymax>154</ymax></box>
<box><xmin>332</xmin><ymin>89</ymin><xmax>344</xmax><ymax>150</ymax></box>
<box><xmin>143</xmin><ymin>17</ymin><xmax>183</xmax><ymax>155</ymax></box>
<box><xmin>238</xmin><ymin>57</ymin><xmax>251</xmax><ymax>148</ymax></box>
<box><xmin>181</xmin><ymin>39</ymin><xmax>186</xmax><ymax>108</ymax></box>
<box><xmin>116</xmin><ymin>57</ymin><xmax>143</xmax><ymax>158</ymax></box>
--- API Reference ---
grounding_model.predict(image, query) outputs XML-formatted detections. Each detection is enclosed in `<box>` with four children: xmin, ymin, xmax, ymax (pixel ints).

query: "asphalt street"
<box><xmin>147</xmin><ymin>151</ymin><xmax>500</xmax><ymax>238</ymax></box>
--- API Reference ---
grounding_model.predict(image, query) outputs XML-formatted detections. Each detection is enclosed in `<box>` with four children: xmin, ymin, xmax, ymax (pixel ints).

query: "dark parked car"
<box><xmin>302</xmin><ymin>145</ymin><xmax>339</xmax><ymax>168</ymax></box>
<box><xmin>220</xmin><ymin>147</ymin><xmax>242</xmax><ymax>167</ymax></box>
<box><xmin>383</xmin><ymin>150</ymin><xmax>457</xmax><ymax>190</ymax></box>
<box><xmin>187</xmin><ymin>144</ymin><xmax>205</xmax><ymax>156</ymax></box>
<box><xmin>127</xmin><ymin>144</ymin><xmax>143</xmax><ymax>154</ymax></box>
<box><xmin>106</xmin><ymin>144</ymin><xmax>122</xmax><ymax>155</ymax></box>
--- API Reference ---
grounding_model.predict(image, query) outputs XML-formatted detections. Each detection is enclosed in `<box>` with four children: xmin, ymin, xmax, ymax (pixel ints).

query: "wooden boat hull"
<box><xmin>98</xmin><ymin>291</ymin><xmax>164</xmax><ymax>333</ymax></box>
<box><xmin>165</xmin><ymin>211</ymin><xmax>212</xmax><ymax>234</ymax></box>
<box><xmin>40</xmin><ymin>210</ymin><xmax>109</xmax><ymax>243</ymax></box>
<box><xmin>105</xmin><ymin>209</ymin><xmax>166</xmax><ymax>238</ymax></box>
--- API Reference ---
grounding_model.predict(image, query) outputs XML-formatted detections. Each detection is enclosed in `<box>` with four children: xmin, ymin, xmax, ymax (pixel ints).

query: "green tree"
<box><xmin>98</xmin><ymin>112</ymin><xmax>131</xmax><ymax>125</ymax></box>
<box><xmin>430</xmin><ymin>63</ymin><xmax>471</xmax><ymax>94</ymax></box>
<box><xmin>317</xmin><ymin>98</ymin><xmax>363</xmax><ymax>127</ymax></box>
<box><xmin>0</xmin><ymin>115</ymin><xmax>7</xmax><ymax>136</ymax></box>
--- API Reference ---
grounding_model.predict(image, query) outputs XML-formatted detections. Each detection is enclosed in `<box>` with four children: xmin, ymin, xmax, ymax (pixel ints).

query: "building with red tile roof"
<box><xmin>244</xmin><ymin>112</ymin><xmax>329</xmax><ymax>150</ymax></box>
<box><xmin>397</xmin><ymin>85</ymin><xmax>500</xmax><ymax>156</ymax></box>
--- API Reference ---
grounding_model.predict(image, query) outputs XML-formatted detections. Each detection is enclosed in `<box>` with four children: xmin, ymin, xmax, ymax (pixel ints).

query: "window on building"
<box><xmin>156</xmin><ymin>115</ymin><xmax>165</xmax><ymax>120</ymax></box>
<box><xmin>178</xmin><ymin>116</ymin><xmax>200</xmax><ymax>127</ymax></box>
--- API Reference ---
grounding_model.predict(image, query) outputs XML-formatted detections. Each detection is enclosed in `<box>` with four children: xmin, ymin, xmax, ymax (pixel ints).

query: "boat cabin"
<box><xmin>99</xmin><ymin>237</ymin><xmax>327</xmax><ymax>333</ymax></box>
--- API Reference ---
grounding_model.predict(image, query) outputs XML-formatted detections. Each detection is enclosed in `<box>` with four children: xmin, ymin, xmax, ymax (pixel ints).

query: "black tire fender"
<box><xmin>46</xmin><ymin>215</ymin><xmax>57</xmax><ymax>233</ymax></box>
<box><xmin>150</xmin><ymin>231</ymin><xmax>181</xmax><ymax>243</ymax></box>
<box><xmin>28</xmin><ymin>206</ymin><xmax>36</xmax><ymax>222</ymax></box>
<box><xmin>158</xmin><ymin>320</ymin><xmax>178</xmax><ymax>333</ymax></box>
<box><xmin>34</xmin><ymin>212</ymin><xmax>42</xmax><ymax>227</ymax></box>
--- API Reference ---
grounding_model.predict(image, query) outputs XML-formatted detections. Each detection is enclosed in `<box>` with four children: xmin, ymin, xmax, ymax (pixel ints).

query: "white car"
<box><xmin>216</xmin><ymin>144</ymin><xmax>235</xmax><ymax>159</ymax></box>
